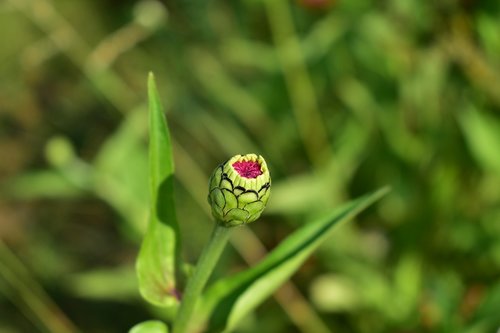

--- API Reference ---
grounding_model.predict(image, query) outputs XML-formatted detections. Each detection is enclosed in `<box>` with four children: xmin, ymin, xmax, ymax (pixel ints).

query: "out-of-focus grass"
<box><xmin>1</xmin><ymin>0</ymin><xmax>500</xmax><ymax>332</ymax></box>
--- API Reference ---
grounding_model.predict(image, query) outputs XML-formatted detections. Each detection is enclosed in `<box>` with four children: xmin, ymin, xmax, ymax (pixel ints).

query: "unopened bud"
<box><xmin>208</xmin><ymin>154</ymin><xmax>271</xmax><ymax>227</ymax></box>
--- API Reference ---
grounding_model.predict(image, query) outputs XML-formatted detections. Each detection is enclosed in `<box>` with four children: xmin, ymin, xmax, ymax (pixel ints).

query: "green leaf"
<box><xmin>2</xmin><ymin>170</ymin><xmax>84</xmax><ymax>199</ymax></box>
<box><xmin>64</xmin><ymin>266</ymin><xmax>139</xmax><ymax>301</ymax></box>
<box><xmin>459</xmin><ymin>106</ymin><xmax>500</xmax><ymax>174</ymax></box>
<box><xmin>136</xmin><ymin>73</ymin><xmax>181</xmax><ymax>308</ymax></box>
<box><xmin>93</xmin><ymin>109</ymin><xmax>150</xmax><ymax>235</ymax></box>
<box><xmin>129</xmin><ymin>320</ymin><xmax>169</xmax><ymax>333</ymax></box>
<box><xmin>197</xmin><ymin>187</ymin><xmax>390</xmax><ymax>333</ymax></box>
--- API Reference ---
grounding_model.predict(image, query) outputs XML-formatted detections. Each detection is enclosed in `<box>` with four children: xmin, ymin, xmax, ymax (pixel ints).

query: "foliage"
<box><xmin>1</xmin><ymin>0</ymin><xmax>500</xmax><ymax>332</ymax></box>
<box><xmin>136</xmin><ymin>74</ymin><xmax>387</xmax><ymax>333</ymax></box>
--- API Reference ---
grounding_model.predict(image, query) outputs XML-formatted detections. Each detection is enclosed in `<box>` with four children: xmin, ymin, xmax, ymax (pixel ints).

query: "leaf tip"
<box><xmin>377</xmin><ymin>185</ymin><xmax>392</xmax><ymax>197</ymax></box>
<box><xmin>148</xmin><ymin>72</ymin><xmax>157</xmax><ymax>89</ymax></box>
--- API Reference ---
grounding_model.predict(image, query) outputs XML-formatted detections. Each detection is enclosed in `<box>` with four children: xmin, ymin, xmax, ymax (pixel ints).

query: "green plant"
<box><xmin>2</xmin><ymin>1</ymin><xmax>500</xmax><ymax>332</ymax></box>
<box><xmin>131</xmin><ymin>73</ymin><xmax>389</xmax><ymax>333</ymax></box>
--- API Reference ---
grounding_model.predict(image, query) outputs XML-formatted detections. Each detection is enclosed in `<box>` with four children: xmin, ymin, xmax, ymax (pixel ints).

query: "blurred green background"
<box><xmin>1</xmin><ymin>0</ymin><xmax>500</xmax><ymax>332</ymax></box>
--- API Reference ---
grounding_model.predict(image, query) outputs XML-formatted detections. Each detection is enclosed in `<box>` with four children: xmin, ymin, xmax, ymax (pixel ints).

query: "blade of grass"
<box><xmin>0</xmin><ymin>241</ymin><xmax>79</xmax><ymax>333</ymax></box>
<box><xmin>263</xmin><ymin>0</ymin><xmax>331</xmax><ymax>167</ymax></box>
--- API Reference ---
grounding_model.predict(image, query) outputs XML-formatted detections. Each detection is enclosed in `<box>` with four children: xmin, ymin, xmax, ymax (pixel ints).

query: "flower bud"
<box><xmin>208</xmin><ymin>154</ymin><xmax>271</xmax><ymax>227</ymax></box>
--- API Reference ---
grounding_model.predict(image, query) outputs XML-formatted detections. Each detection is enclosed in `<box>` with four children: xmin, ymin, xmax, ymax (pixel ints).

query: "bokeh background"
<box><xmin>1</xmin><ymin>0</ymin><xmax>500</xmax><ymax>332</ymax></box>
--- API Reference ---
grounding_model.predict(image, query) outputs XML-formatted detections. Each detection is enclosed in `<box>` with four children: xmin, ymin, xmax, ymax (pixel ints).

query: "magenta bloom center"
<box><xmin>232</xmin><ymin>160</ymin><xmax>262</xmax><ymax>179</ymax></box>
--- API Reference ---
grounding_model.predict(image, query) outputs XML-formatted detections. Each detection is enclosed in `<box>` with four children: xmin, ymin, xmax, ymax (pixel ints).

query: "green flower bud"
<box><xmin>208</xmin><ymin>154</ymin><xmax>271</xmax><ymax>227</ymax></box>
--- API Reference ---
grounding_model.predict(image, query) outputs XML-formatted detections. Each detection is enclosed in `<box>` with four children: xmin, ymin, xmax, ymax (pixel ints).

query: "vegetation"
<box><xmin>1</xmin><ymin>0</ymin><xmax>500</xmax><ymax>332</ymax></box>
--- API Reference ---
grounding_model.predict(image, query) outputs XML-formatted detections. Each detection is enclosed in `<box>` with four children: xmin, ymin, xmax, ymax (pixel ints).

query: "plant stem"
<box><xmin>173</xmin><ymin>224</ymin><xmax>231</xmax><ymax>333</ymax></box>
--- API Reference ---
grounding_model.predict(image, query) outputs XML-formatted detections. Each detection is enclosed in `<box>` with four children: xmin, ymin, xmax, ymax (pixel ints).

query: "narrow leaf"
<box><xmin>198</xmin><ymin>187</ymin><xmax>390</xmax><ymax>333</ymax></box>
<box><xmin>129</xmin><ymin>320</ymin><xmax>169</xmax><ymax>333</ymax></box>
<box><xmin>136</xmin><ymin>73</ymin><xmax>181</xmax><ymax>308</ymax></box>
<box><xmin>2</xmin><ymin>170</ymin><xmax>83</xmax><ymax>199</ymax></box>
<box><xmin>459</xmin><ymin>106</ymin><xmax>500</xmax><ymax>174</ymax></box>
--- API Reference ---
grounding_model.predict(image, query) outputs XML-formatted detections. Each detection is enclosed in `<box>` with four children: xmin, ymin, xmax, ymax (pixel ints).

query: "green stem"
<box><xmin>173</xmin><ymin>224</ymin><xmax>231</xmax><ymax>333</ymax></box>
